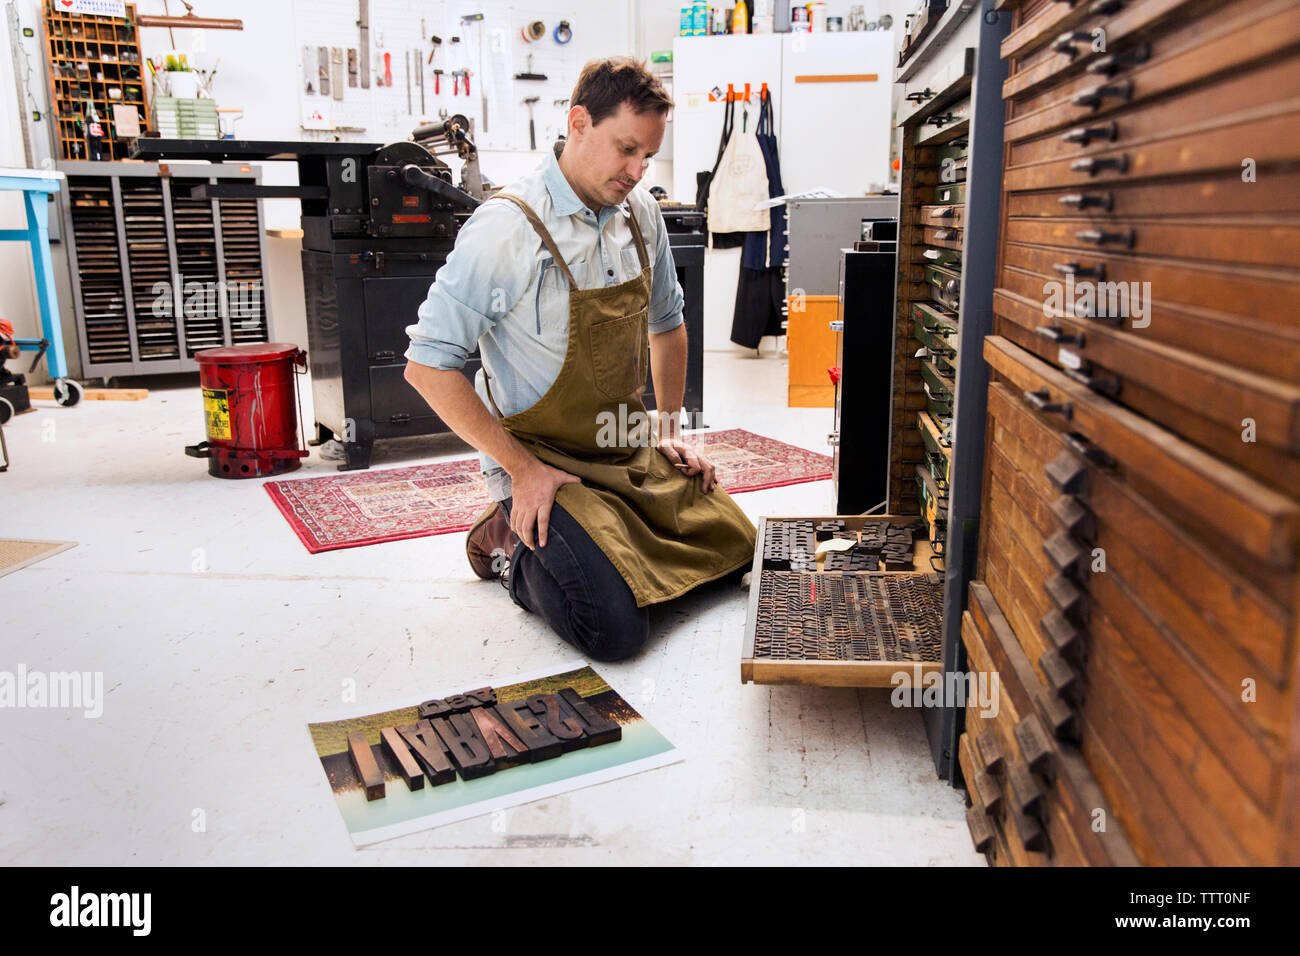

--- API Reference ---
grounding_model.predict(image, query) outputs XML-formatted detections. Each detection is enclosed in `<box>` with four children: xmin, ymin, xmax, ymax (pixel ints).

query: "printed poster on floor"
<box><xmin>308</xmin><ymin>662</ymin><xmax>680</xmax><ymax>846</ymax></box>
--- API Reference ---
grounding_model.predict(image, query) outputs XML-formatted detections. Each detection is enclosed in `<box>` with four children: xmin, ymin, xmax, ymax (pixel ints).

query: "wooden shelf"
<box><xmin>43</xmin><ymin>1</ymin><xmax>150</xmax><ymax>162</ymax></box>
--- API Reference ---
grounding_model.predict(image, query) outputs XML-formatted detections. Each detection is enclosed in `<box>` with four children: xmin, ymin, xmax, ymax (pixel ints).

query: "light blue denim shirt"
<box><xmin>405</xmin><ymin>148</ymin><xmax>685</xmax><ymax>499</ymax></box>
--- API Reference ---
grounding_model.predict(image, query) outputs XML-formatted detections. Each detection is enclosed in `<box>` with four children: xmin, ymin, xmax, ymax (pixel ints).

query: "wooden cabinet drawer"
<box><xmin>914</xmin><ymin>97</ymin><xmax>972</xmax><ymax>147</ymax></box>
<box><xmin>983</xmin><ymin>336</ymin><xmax>1300</xmax><ymax>564</ymax></box>
<box><xmin>1000</xmin><ymin>241</ymin><xmax>1300</xmax><ymax>333</ymax></box>
<box><xmin>1002</xmin><ymin>0</ymin><xmax>1215</xmax><ymax>101</ymax></box>
<box><xmin>976</xmin><ymin>386</ymin><xmax>1295</xmax><ymax>862</ymax></box>
<box><xmin>922</xmin><ymin>203</ymin><xmax>967</xmax><ymax>229</ymax></box>
<box><xmin>1007</xmin><ymin>52</ymin><xmax>1300</xmax><ymax>168</ymax></box>
<box><xmin>960</xmin><ymin>582</ymin><xmax>1141</xmax><ymax>865</ymax></box>
<box><xmin>1005</xmin><ymin>0</ymin><xmax>1297</xmax><ymax>142</ymax></box>
<box><xmin>1003</xmin><ymin>169</ymin><xmax>1300</xmax><ymax>220</ymax></box>
<box><xmin>1001</xmin><ymin>102</ymin><xmax>1300</xmax><ymax>192</ymax></box>
<box><xmin>1003</xmin><ymin>215</ymin><xmax>1300</xmax><ymax>271</ymax></box>
<box><xmin>989</xmin><ymin>285</ymin><xmax>1300</xmax><ymax>453</ymax></box>
<box><xmin>922</xmin><ymin>225</ymin><xmax>964</xmax><ymax>250</ymax></box>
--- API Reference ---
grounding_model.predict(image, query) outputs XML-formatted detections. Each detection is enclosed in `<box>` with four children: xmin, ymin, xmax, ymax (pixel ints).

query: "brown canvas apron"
<box><xmin>483</xmin><ymin>193</ymin><xmax>757</xmax><ymax>607</ymax></box>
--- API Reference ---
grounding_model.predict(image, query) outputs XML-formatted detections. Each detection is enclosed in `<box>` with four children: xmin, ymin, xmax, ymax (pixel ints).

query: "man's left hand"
<box><xmin>658</xmin><ymin>436</ymin><xmax>717</xmax><ymax>493</ymax></box>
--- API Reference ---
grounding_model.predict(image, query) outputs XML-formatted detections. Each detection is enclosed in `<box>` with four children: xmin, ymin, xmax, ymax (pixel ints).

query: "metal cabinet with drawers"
<box><xmin>957</xmin><ymin>0</ymin><xmax>1300</xmax><ymax>866</ymax></box>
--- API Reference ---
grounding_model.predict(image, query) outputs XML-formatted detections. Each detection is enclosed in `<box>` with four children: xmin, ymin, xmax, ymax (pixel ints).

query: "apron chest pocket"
<box><xmin>589</xmin><ymin>307</ymin><xmax>648</xmax><ymax>399</ymax></box>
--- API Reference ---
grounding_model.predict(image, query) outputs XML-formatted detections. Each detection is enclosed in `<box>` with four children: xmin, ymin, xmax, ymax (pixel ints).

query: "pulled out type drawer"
<box><xmin>741</xmin><ymin>516</ymin><xmax>943</xmax><ymax>687</ymax></box>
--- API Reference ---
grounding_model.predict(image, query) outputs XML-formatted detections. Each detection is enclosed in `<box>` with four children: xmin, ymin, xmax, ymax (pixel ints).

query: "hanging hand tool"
<box><xmin>522</xmin><ymin>96</ymin><xmax>539</xmax><ymax>150</ymax></box>
<box><xmin>426</xmin><ymin>34</ymin><xmax>442</xmax><ymax>65</ymax></box>
<box><xmin>357</xmin><ymin>0</ymin><xmax>370</xmax><ymax>89</ymax></box>
<box><xmin>383</xmin><ymin>51</ymin><xmax>391</xmax><ymax>88</ymax></box>
<box><xmin>514</xmin><ymin>53</ymin><xmax>547</xmax><ymax>81</ymax></box>
<box><xmin>405</xmin><ymin>50</ymin><xmax>412</xmax><ymax>113</ymax></box>
<box><xmin>453</xmin><ymin>68</ymin><xmax>460</xmax><ymax>96</ymax></box>
<box><xmin>463</xmin><ymin>69</ymin><xmax>472</xmax><ymax>97</ymax></box>
<box><xmin>433</xmin><ymin>68</ymin><xmax>443</xmax><ymax>94</ymax></box>
<box><xmin>460</xmin><ymin>13</ymin><xmax>487</xmax><ymax>133</ymax></box>
<box><xmin>416</xmin><ymin>48</ymin><xmax>425</xmax><ymax>113</ymax></box>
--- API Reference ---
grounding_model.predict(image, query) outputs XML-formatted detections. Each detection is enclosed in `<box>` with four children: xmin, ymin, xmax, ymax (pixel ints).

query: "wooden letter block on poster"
<box><xmin>380</xmin><ymin>726</ymin><xmax>426</xmax><ymax>791</ymax></box>
<box><xmin>558</xmin><ymin>688</ymin><xmax>622</xmax><ymax>746</ymax></box>
<box><xmin>347</xmin><ymin>731</ymin><xmax>386</xmax><ymax>801</ymax></box>
<box><xmin>495</xmin><ymin>700</ymin><xmax>565</xmax><ymax>761</ymax></box>
<box><xmin>470</xmin><ymin>706</ymin><xmax>531</xmax><ymax>769</ymax></box>
<box><xmin>431</xmin><ymin>713</ymin><xmax>496</xmax><ymax>779</ymax></box>
<box><xmin>396</xmin><ymin>720</ymin><xmax>457</xmax><ymax>786</ymax></box>
<box><xmin>526</xmin><ymin>693</ymin><xmax>587</xmax><ymax>752</ymax></box>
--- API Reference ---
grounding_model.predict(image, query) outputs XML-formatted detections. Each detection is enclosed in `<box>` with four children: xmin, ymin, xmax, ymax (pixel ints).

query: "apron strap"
<box><xmin>490</xmin><ymin>192</ymin><xmax>578</xmax><ymax>290</ymax></box>
<box><xmin>625</xmin><ymin>206</ymin><xmax>650</xmax><ymax>272</ymax></box>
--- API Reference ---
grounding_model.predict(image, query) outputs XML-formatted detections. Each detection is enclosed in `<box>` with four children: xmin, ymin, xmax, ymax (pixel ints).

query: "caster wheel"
<box><xmin>53</xmin><ymin>378</ymin><xmax>83</xmax><ymax>407</ymax></box>
<box><xmin>0</xmin><ymin>396</ymin><xmax>13</xmax><ymax>424</ymax></box>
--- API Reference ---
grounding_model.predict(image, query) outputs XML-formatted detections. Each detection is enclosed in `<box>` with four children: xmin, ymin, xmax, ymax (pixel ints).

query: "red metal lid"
<box><xmin>195</xmin><ymin>343</ymin><xmax>301</xmax><ymax>364</ymax></box>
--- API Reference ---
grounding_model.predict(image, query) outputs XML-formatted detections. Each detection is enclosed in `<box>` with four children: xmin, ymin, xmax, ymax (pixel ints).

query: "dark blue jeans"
<box><xmin>500</xmin><ymin>498</ymin><xmax>749</xmax><ymax>662</ymax></box>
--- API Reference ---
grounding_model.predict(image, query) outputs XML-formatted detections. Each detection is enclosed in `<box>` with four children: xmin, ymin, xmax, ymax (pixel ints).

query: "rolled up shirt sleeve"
<box><xmin>404</xmin><ymin>202</ymin><xmax>531</xmax><ymax>369</ymax></box>
<box><xmin>646</xmin><ymin>202</ymin><xmax>685</xmax><ymax>335</ymax></box>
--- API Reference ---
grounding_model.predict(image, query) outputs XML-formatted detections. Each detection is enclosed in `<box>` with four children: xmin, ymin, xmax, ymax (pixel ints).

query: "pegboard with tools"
<box><xmin>291</xmin><ymin>0</ymin><xmax>616</xmax><ymax>153</ymax></box>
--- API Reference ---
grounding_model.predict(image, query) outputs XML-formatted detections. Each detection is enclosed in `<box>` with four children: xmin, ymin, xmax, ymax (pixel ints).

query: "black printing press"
<box><xmin>133</xmin><ymin>124</ymin><xmax>704</xmax><ymax>471</ymax></box>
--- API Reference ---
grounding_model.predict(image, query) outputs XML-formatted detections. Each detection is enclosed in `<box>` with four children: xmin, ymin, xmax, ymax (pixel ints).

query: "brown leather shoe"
<box><xmin>466</xmin><ymin>503</ymin><xmax>518</xmax><ymax>580</ymax></box>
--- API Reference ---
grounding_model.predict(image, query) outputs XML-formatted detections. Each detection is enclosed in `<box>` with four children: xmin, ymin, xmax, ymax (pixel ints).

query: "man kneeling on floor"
<box><xmin>403</xmin><ymin>57</ymin><xmax>757</xmax><ymax>662</ymax></box>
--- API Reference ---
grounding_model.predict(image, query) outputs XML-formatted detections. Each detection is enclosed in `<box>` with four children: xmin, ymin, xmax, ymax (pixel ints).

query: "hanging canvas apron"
<box><xmin>707</xmin><ymin>99</ymin><xmax>772</xmax><ymax>236</ymax></box>
<box><xmin>482</xmin><ymin>194</ymin><xmax>757</xmax><ymax>607</ymax></box>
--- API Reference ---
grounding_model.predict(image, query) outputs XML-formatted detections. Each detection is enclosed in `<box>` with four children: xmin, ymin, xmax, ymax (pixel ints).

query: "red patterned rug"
<box><xmin>264</xmin><ymin>428</ymin><xmax>832</xmax><ymax>553</ymax></box>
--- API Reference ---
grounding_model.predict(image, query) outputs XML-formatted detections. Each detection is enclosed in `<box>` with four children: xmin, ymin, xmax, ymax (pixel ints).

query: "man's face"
<box><xmin>566</xmin><ymin>102</ymin><xmax>666</xmax><ymax>209</ymax></box>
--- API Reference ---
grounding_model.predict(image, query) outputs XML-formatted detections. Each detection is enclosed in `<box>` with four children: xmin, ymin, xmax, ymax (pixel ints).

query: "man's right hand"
<box><xmin>509</xmin><ymin>458</ymin><xmax>581</xmax><ymax>550</ymax></box>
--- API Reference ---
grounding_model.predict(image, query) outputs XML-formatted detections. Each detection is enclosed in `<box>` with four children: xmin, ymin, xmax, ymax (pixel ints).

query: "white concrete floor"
<box><xmin>0</xmin><ymin>347</ymin><xmax>980</xmax><ymax>865</ymax></box>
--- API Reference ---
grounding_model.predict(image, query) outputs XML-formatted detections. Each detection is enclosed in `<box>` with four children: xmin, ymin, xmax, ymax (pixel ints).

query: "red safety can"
<box><xmin>186</xmin><ymin>343</ymin><xmax>309</xmax><ymax>479</ymax></box>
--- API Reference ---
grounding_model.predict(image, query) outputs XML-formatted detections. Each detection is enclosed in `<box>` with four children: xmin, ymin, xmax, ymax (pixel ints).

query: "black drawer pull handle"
<box><xmin>1064</xmin><ymin>365</ymin><xmax>1122</xmax><ymax>396</ymax></box>
<box><xmin>934</xmin><ymin>228</ymin><xmax>959</xmax><ymax>241</ymax></box>
<box><xmin>1045</xmin><ymin>450</ymin><xmax>1087</xmax><ymax>494</ymax></box>
<box><xmin>1023</xmin><ymin>388</ymin><xmax>1072</xmax><ymax>418</ymax></box>
<box><xmin>1041</xmin><ymin>605</ymin><xmax>1084</xmax><ymax>657</ymax></box>
<box><xmin>1051</xmin><ymin>30</ymin><xmax>1093</xmax><ymax>58</ymax></box>
<box><xmin>1014</xmin><ymin>715</ymin><xmax>1056</xmax><ymax>780</ymax></box>
<box><xmin>931</xmin><ymin>206</ymin><xmax>956</xmax><ymax>219</ymax></box>
<box><xmin>1088</xmin><ymin>0</ymin><xmax>1125</xmax><ymax>13</ymax></box>
<box><xmin>1036</xmin><ymin>324</ymin><xmax>1085</xmax><ymax>346</ymax></box>
<box><xmin>1075</xmin><ymin>227</ymin><xmax>1135</xmax><ymax>247</ymax></box>
<box><xmin>1072</xmin><ymin>78</ymin><xmax>1133</xmax><ymax>109</ymax></box>
<box><xmin>905</xmin><ymin>88</ymin><xmax>936</xmax><ymax>103</ymax></box>
<box><xmin>1049</xmin><ymin>494</ymin><xmax>1096</xmax><ymax>543</ymax></box>
<box><xmin>1057</xmin><ymin>192</ymin><xmax>1113</xmax><ymax>211</ymax></box>
<box><xmin>1062</xmin><ymin>121</ymin><xmax>1118</xmax><ymax>147</ymax></box>
<box><xmin>1070</xmin><ymin>154</ymin><xmax>1129</xmax><ymax>176</ymax></box>
<box><xmin>1087</xmin><ymin>42</ymin><xmax>1150</xmax><ymax>77</ymax></box>
<box><xmin>1053</xmin><ymin>260</ymin><xmax>1107</xmax><ymax>280</ymax></box>
<box><xmin>1045</xmin><ymin>573</ymin><xmax>1087</xmax><ymax>620</ymax></box>
<box><xmin>926</xmin><ymin>112</ymin><xmax>957</xmax><ymax>127</ymax></box>
<box><xmin>1065</xmin><ymin>431</ymin><xmax>1116</xmax><ymax>468</ymax></box>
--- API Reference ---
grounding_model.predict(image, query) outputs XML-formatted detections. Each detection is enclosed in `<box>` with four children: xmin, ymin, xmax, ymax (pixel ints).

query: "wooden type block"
<box><xmin>466</xmin><ymin>686</ymin><xmax>497</xmax><ymax>706</ymax></box>
<box><xmin>496</xmin><ymin>699</ymin><xmax>566</xmax><ymax>761</ymax></box>
<box><xmin>558</xmin><ymin>687</ymin><xmax>622</xmax><ymax>746</ymax></box>
<box><xmin>347</xmin><ymin>731</ymin><xmax>386</xmax><ymax>801</ymax></box>
<box><xmin>417</xmin><ymin>697</ymin><xmax>452</xmax><ymax>720</ymax></box>
<box><xmin>430</xmin><ymin>713</ymin><xmax>497</xmax><ymax>779</ymax></box>
<box><xmin>470</xmin><ymin>706</ymin><xmax>531</xmax><ymax>769</ymax></box>
<box><xmin>395</xmin><ymin>721</ymin><xmax>457</xmax><ymax>785</ymax></box>
<box><xmin>526</xmin><ymin>694</ymin><xmax>587</xmax><ymax>751</ymax></box>
<box><xmin>380</xmin><ymin>726</ymin><xmax>426</xmax><ymax>791</ymax></box>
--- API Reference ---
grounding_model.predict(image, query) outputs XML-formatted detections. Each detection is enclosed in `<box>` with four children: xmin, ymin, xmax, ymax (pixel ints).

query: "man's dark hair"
<box><xmin>570</xmin><ymin>57</ymin><xmax>673</xmax><ymax>126</ymax></box>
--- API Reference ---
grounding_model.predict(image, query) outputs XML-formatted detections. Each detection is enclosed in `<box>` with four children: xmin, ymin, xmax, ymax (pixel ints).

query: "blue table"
<box><xmin>0</xmin><ymin>167</ymin><xmax>80</xmax><ymax>404</ymax></box>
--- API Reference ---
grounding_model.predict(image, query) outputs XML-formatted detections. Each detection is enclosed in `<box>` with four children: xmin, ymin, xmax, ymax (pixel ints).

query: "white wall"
<box><xmin>0</xmin><ymin>0</ymin><xmax>911</xmax><ymax>381</ymax></box>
